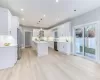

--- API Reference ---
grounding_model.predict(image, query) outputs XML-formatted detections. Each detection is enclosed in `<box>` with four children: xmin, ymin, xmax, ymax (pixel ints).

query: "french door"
<box><xmin>74</xmin><ymin>27</ymin><xmax>84</xmax><ymax>56</ymax></box>
<box><xmin>84</xmin><ymin>24</ymin><xmax>96</xmax><ymax>59</ymax></box>
<box><xmin>74</xmin><ymin>22</ymin><xmax>98</xmax><ymax>60</ymax></box>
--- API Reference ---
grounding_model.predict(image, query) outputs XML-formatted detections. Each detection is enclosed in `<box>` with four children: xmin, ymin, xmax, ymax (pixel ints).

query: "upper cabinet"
<box><xmin>58</xmin><ymin>22</ymin><xmax>71</xmax><ymax>37</ymax></box>
<box><xmin>0</xmin><ymin>7</ymin><xmax>12</xmax><ymax>35</ymax></box>
<box><xmin>11</xmin><ymin>16</ymin><xmax>19</xmax><ymax>41</ymax></box>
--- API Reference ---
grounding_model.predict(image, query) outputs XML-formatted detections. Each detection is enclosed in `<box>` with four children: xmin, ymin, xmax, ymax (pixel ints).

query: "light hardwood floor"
<box><xmin>0</xmin><ymin>48</ymin><xmax>100</xmax><ymax>80</ymax></box>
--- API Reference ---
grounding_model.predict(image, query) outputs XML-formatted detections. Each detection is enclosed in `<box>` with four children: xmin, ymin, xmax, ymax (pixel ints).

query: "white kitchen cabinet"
<box><xmin>0</xmin><ymin>35</ymin><xmax>17</xmax><ymax>69</ymax></box>
<box><xmin>0</xmin><ymin>7</ymin><xmax>12</xmax><ymax>35</ymax></box>
<box><xmin>0</xmin><ymin>46</ymin><xmax>17</xmax><ymax>69</ymax></box>
<box><xmin>58</xmin><ymin>25</ymin><xmax>65</xmax><ymax>37</ymax></box>
<box><xmin>57</xmin><ymin>22</ymin><xmax>71</xmax><ymax>55</ymax></box>
<box><xmin>0</xmin><ymin>7</ymin><xmax>19</xmax><ymax>42</ymax></box>
<box><xmin>11</xmin><ymin>16</ymin><xmax>19</xmax><ymax>43</ymax></box>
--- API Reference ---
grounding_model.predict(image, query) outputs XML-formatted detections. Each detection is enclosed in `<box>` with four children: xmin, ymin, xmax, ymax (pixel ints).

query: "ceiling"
<box><xmin>0</xmin><ymin>0</ymin><xmax>100</xmax><ymax>28</ymax></box>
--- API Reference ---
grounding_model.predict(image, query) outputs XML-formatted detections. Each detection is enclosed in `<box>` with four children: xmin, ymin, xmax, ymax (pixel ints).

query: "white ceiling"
<box><xmin>0</xmin><ymin>0</ymin><xmax>100</xmax><ymax>28</ymax></box>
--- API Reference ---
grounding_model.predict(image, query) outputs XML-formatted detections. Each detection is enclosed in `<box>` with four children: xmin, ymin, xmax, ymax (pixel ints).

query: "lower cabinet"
<box><xmin>0</xmin><ymin>46</ymin><xmax>17</xmax><ymax>69</ymax></box>
<box><xmin>58</xmin><ymin>42</ymin><xmax>71</xmax><ymax>55</ymax></box>
<box><xmin>57</xmin><ymin>22</ymin><xmax>71</xmax><ymax>55</ymax></box>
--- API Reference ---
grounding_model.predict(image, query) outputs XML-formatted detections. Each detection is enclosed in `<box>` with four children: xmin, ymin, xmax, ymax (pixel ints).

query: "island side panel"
<box><xmin>37</xmin><ymin>43</ymin><xmax>48</xmax><ymax>57</ymax></box>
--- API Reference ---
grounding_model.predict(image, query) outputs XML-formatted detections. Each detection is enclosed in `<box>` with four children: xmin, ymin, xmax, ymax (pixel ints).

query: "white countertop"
<box><xmin>0</xmin><ymin>44</ymin><xmax>17</xmax><ymax>48</ymax></box>
<box><xmin>33</xmin><ymin>41</ymin><xmax>48</xmax><ymax>43</ymax></box>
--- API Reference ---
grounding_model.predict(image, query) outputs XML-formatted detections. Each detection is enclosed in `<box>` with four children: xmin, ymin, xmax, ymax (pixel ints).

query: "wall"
<box><xmin>19</xmin><ymin>27</ymin><xmax>33</xmax><ymax>48</ymax></box>
<box><xmin>71</xmin><ymin>7</ymin><xmax>100</xmax><ymax>27</ymax></box>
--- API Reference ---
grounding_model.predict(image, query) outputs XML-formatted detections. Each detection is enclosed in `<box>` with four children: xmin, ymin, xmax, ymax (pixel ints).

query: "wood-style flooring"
<box><xmin>0</xmin><ymin>48</ymin><xmax>100</xmax><ymax>80</ymax></box>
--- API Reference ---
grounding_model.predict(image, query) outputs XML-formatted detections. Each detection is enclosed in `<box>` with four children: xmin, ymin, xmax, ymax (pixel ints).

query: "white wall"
<box><xmin>19</xmin><ymin>27</ymin><xmax>33</xmax><ymax>48</ymax></box>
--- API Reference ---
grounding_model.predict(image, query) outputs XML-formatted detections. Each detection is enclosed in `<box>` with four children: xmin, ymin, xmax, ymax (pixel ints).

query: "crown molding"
<box><xmin>20</xmin><ymin>24</ymin><xmax>48</xmax><ymax>30</ymax></box>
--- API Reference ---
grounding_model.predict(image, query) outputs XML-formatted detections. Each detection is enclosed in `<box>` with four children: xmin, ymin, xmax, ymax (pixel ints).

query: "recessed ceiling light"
<box><xmin>56</xmin><ymin>0</ymin><xmax>59</xmax><ymax>3</ymax></box>
<box><xmin>21</xmin><ymin>9</ymin><xmax>24</xmax><ymax>11</ymax></box>
<box><xmin>22</xmin><ymin>18</ymin><xmax>24</xmax><ymax>20</ymax></box>
<box><xmin>74</xmin><ymin>10</ymin><xmax>76</xmax><ymax>11</ymax></box>
<box><xmin>43</xmin><ymin>14</ymin><xmax>46</xmax><ymax>17</ymax></box>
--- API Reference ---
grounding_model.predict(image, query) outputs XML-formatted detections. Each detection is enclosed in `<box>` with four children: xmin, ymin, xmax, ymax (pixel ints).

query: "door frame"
<box><xmin>24</xmin><ymin>31</ymin><xmax>32</xmax><ymax>48</ymax></box>
<box><xmin>73</xmin><ymin>21</ymin><xmax>100</xmax><ymax>62</ymax></box>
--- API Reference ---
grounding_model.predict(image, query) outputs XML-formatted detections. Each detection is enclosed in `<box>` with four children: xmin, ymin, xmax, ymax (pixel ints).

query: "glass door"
<box><xmin>74</xmin><ymin>27</ymin><xmax>84</xmax><ymax>56</ymax></box>
<box><xmin>74</xmin><ymin>22</ymin><xmax>99</xmax><ymax>61</ymax></box>
<box><xmin>84</xmin><ymin>24</ymin><xmax>96</xmax><ymax>59</ymax></box>
<box><xmin>74</xmin><ymin>23</ymin><xmax>97</xmax><ymax>60</ymax></box>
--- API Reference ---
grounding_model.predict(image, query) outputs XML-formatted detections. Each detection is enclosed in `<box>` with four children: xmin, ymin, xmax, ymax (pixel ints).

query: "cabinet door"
<box><xmin>11</xmin><ymin>16</ymin><xmax>19</xmax><ymax>41</ymax></box>
<box><xmin>64</xmin><ymin>22</ymin><xmax>71</xmax><ymax>37</ymax></box>
<box><xmin>58</xmin><ymin>27</ymin><xmax>61</xmax><ymax>37</ymax></box>
<box><xmin>8</xmin><ymin>11</ymin><xmax>12</xmax><ymax>35</ymax></box>
<box><xmin>64</xmin><ymin>22</ymin><xmax>71</xmax><ymax>54</ymax></box>
<box><xmin>0</xmin><ymin>9</ymin><xmax>9</xmax><ymax>35</ymax></box>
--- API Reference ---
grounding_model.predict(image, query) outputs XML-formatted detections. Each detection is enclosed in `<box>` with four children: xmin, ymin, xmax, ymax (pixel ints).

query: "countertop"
<box><xmin>33</xmin><ymin>41</ymin><xmax>48</xmax><ymax>43</ymax></box>
<box><xmin>0</xmin><ymin>44</ymin><xmax>17</xmax><ymax>48</ymax></box>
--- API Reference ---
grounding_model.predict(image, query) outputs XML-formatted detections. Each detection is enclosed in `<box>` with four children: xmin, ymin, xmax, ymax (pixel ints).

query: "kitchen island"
<box><xmin>32</xmin><ymin>41</ymin><xmax>48</xmax><ymax>57</ymax></box>
<box><xmin>0</xmin><ymin>45</ymin><xmax>17</xmax><ymax>69</ymax></box>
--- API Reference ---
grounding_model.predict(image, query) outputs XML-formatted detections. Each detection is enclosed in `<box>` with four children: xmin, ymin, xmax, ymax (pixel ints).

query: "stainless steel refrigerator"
<box><xmin>17</xmin><ymin>28</ymin><xmax>22</xmax><ymax>60</ymax></box>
